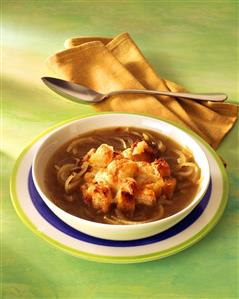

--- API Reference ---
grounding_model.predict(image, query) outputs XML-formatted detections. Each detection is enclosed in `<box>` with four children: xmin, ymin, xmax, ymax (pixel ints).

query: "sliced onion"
<box><xmin>65</xmin><ymin>174</ymin><xmax>81</xmax><ymax>193</ymax></box>
<box><xmin>115</xmin><ymin>208</ymin><xmax>127</xmax><ymax>219</ymax></box>
<box><xmin>112</xmin><ymin>137</ymin><xmax>127</xmax><ymax>149</ymax></box>
<box><xmin>158</xmin><ymin>198</ymin><xmax>173</xmax><ymax>206</ymax></box>
<box><xmin>64</xmin><ymin>162</ymin><xmax>89</xmax><ymax>193</ymax></box>
<box><xmin>103</xmin><ymin>216</ymin><xmax>120</xmax><ymax>224</ymax></box>
<box><xmin>64</xmin><ymin>195</ymin><xmax>75</xmax><ymax>202</ymax></box>
<box><xmin>124</xmin><ymin>136</ymin><xmax>134</xmax><ymax>146</ymax></box>
<box><xmin>66</xmin><ymin>137</ymin><xmax>94</xmax><ymax>153</ymax></box>
<box><xmin>142</xmin><ymin>133</ymin><xmax>150</xmax><ymax>141</ymax></box>
<box><xmin>157</xmin><ymin>140</ymin><xmax>166</xmax><ymax>153</ymax></box>
<box><xmin>57</xmin><ymin>163</ymin><xmax>75</xmax><ymax>185</ymax></box>
<box><xmin>131</xmin><ymin>131</ymin><xmax>143</xmax><ymax>138</ymax></box>
<box><xmin>104</xmin><ymin>204</ymin><xmax>164</xmax><ymax>225</ymax></box>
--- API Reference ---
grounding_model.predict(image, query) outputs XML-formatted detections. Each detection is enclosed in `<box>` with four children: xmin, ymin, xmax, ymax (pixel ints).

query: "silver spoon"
<box><xmin>41</xmin><ymin>77</ymin><xmax>227</xmax><ymax>103</ymax></box>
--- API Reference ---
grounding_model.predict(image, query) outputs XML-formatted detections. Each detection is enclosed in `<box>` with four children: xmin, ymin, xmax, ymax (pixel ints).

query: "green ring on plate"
<box><xmin>10</xmin><ymin>112</ymin><xmax>229</xmax><ymax>263</ymax></box>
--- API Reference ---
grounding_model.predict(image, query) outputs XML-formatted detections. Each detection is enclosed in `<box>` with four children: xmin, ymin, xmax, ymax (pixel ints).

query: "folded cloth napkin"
<box><xmin>47</xmin><ymin>33</ymin><xmax>238</xmax><ymax>148</ymax></box>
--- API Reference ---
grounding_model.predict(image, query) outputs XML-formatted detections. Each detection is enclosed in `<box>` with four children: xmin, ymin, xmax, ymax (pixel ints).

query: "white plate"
<box><xmin>10</xmin><ymin>113</ymin><xmax>228</xmax><ymax>263</ymax></box>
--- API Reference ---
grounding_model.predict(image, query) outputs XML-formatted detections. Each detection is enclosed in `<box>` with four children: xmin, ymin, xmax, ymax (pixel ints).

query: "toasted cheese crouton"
<box><xmin>131</xmin><ymin>140</ymin><xmax>154</xmax><ymax>162</ymax></box>
<box><xmin>81</xmin><ymin>182</ymin><xmax>112</xmax><ymax>213</ymax></box>
<box><xmin>162</xmin><ymin>177</ymin><xmax>176</xmax><ymax>199</ymax></box>
<box><xmin>135</xmin><ymin>187</ymin><xmax>156</xmax><ymax>206</ymax></box>
<box><xmin>136</xmin><ymin>162</ymin><xmax>158</xmax><ymax>185</ymax></box>
<box><xmin>116</xmin><ymin>178</ymin><xmax>137</xmax><ymax>212</ymax></box>
<box><xmin>153</xmin><ymin>158</ymin><xmax>171</xmax><ymax>177</ymax></box>
<box><xmin>122</xmin><ymin>148</ymin><xmax>132</xmax><ymax>159</ymax></box>
<box><xmin>132</xmin><ymin>140</ymin><xmax>150</xmax><ymax>155</ymax></box>
<box><xmin>107</xmin><ymin>159</ymin><xmax>138</xmax><ymax>184</ymax></box>
<box><xmin>83</xmin><ymin>148</ymin><xmax>96</xmax><ymax>162</ymax></box>
<box><xmin>89</xmin><ymin>144</ymin><xmax>113</xmax><ymax>167</ymax></box>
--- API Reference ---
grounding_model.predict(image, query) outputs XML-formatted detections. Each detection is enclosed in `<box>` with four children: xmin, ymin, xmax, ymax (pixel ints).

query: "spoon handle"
<box><xmin>107</xmin><ymin>89</ymin><xmax>227</xmax><ymax>102</ymax></box>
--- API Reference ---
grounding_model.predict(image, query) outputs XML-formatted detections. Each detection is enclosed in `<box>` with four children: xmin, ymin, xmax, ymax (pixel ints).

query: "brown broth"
<box><xmin>44</xmin><ymin>127</ymin><xmax>200</xmax><ymax>223</ymax></box>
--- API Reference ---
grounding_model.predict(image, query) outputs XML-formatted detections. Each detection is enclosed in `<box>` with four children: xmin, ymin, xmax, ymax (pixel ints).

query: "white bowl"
<box><xmin>32</xmin><ymin>113</ymin><xmax>210</xmax><ymax>240</ymax></box>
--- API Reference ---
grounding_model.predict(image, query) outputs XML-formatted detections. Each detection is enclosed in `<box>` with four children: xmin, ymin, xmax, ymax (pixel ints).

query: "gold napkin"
<box><xmin>47</xmin><ymin>33</ymin><xmax>238</xmax><ymax>148</ymax></box>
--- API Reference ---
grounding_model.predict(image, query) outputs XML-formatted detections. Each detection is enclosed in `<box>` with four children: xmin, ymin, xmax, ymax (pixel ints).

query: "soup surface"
<box><xmin>45</xmin><ymin>127</ymin><xmax>201</xmax><ymax>224</ymax></box>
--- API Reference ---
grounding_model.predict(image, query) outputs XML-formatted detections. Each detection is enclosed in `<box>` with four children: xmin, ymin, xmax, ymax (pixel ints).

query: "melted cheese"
<box><xmin>81</xmin><ymin>143</ymin><xmax>169</xmax><ymax>212</ymax></box>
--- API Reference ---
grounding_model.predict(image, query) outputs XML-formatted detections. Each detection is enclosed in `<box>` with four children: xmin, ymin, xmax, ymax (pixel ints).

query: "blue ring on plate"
<box><xmin>28</xmin><ymin>168</ymin><xmax>211</xmax><ymax>247</ymax></box>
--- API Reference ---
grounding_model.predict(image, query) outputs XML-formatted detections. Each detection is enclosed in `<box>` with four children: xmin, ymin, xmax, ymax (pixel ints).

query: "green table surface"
<box><xmin>2</xmin><ymin>1</ymin><xmax>239</xmax><ymax>299</ymax></box>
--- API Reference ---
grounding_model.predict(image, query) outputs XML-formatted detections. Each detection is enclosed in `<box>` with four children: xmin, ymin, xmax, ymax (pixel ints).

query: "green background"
<box><xmin>2</xmin><ymin>1</ymin><xmax>239</xmax><ymax>298</ymax></box>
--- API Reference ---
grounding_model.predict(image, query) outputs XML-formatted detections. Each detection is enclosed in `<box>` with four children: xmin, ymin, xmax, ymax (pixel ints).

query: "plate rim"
<box><xmin>10</xmin><ymin>112</ymin><xmax>229</xmax><ymax>263</ymax></box>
